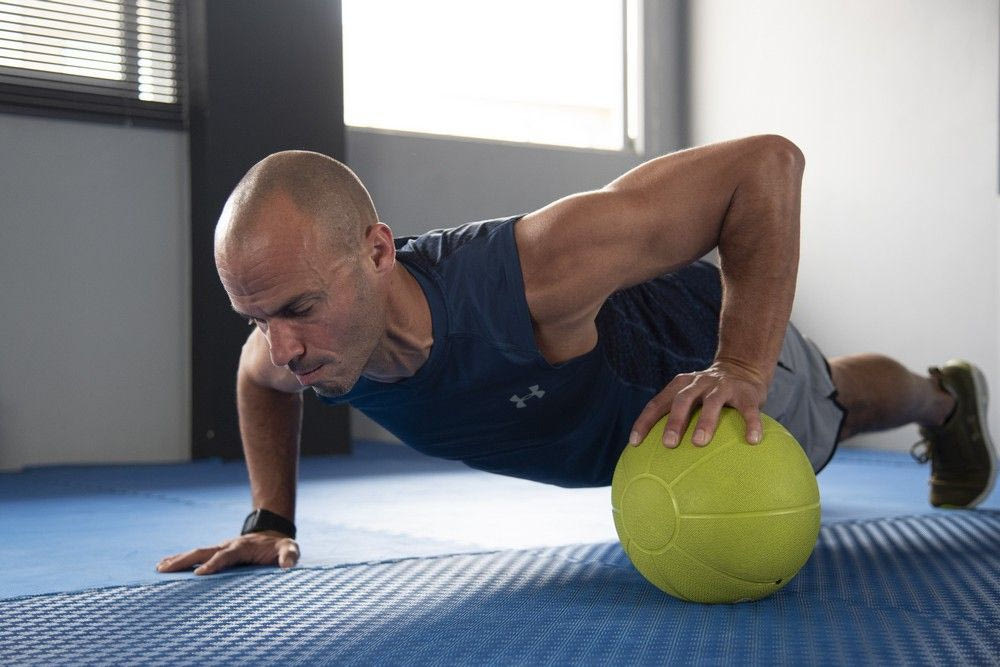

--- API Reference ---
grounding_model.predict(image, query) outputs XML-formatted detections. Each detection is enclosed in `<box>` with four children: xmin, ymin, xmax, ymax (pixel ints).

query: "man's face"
<box><xmin>216</xmin><ymin>196</ymin><xmax>385</xmax><ymax>398</ymax></box>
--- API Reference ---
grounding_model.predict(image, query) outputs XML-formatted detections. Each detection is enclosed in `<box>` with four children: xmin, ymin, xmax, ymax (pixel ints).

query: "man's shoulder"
<box><xmin>395</xmin><ymin>215</ymin><xmax>523</xmax><ymax>270</ymax></box>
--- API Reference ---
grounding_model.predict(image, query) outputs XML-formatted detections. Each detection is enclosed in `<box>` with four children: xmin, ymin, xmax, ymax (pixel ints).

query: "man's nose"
<box><xmin>266</xmin><ymin>320</ymin><xmax>305</xmax><ymax>368</ymax></box>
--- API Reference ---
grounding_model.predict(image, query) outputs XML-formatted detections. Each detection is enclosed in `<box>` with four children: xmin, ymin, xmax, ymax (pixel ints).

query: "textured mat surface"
<box><xmin>1</xmin><ymin>444</ymin><xmax>998</xmax><ymax>599</ymax></box>
<box><xmin>3</xmin><ymin>511</ymin><xmax>999</xmax><ymax>666</ymax></box>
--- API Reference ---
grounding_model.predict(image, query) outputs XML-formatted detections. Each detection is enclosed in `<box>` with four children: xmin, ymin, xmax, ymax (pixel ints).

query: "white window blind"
<box><xmin>0</xmin><ymin>0</ymin><xmax>183</xmax><ymax>126</ymax></box>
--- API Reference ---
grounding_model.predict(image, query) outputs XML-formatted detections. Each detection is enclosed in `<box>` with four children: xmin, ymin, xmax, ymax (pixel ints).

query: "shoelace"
<box><xmin>910</xmin><ymin>440</ymin><xmax>930</xmax><ymax>464</ymax></box>
<box><xmin>911</xmin><ymin>366</ymin><xmax>957</xmax><ymax>465</ymax></box>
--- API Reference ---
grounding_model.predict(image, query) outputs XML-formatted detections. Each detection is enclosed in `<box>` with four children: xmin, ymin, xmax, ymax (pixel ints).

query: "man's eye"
<box><xmin>290</xmin><ymin>306</ymin><xmax>312</xmax><ymax>318</ymax></box>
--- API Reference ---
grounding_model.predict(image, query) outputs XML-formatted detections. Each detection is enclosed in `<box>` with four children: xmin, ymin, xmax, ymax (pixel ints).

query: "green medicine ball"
<box><xmin>611</xmin><ymin>407</ymin><xmax>821</xmax><ymax>604</ymax></box>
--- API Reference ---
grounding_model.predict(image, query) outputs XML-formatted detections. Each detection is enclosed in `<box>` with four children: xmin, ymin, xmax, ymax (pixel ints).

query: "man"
<box><xmin>157</xmin><ymin>135</ymin><xmax>995</xmax><ymax>577</ymax></box>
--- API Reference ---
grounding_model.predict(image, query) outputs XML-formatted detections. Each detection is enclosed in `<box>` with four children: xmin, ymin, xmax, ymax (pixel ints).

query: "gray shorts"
<box><xmin>763</xmin><ymin>322</ymin><xmax>847</xmax><ymax>473</ymax></box>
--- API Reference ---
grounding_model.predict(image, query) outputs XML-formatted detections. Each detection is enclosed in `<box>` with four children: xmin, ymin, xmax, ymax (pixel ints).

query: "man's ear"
<box><xmin>367</xmin><ymin>222</ymin><xmax>396</xmax><ymax>273</ymax></box>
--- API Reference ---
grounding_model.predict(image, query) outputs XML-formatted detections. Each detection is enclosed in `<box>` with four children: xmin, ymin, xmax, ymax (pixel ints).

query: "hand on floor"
<box><xmin>156</xmin><ymin>531</ymin><xmax>300</xmax><ymax>575</ymax></box>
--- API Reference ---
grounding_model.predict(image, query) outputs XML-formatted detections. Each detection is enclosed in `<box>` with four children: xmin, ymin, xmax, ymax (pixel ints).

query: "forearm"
<box><xmin>715</xmin><ymin>147</ymin><xmax>803</xmax><ymax>386</ymax></box>
<box><xmin>236</xmin><ymin>370</ymin><xmax>302</xmax><ymax>521</ymax></box>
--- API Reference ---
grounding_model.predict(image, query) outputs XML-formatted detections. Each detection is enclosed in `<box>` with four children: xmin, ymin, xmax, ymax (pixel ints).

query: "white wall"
<box><xmin>0</xmin><ymin>114</ymin><xmax>190</xmax><ymax>470</ymax></box>
<box><xmin>689</xmin><ymin>0</ymin><xmax>1000</xmax><ymax>450</ymax></box>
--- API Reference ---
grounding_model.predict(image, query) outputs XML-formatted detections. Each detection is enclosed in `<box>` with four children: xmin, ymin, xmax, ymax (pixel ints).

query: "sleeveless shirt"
<box><xmin>318</xmin><ymin>216</ymin><xmax>722</xmax><ymax>487</ymax></box>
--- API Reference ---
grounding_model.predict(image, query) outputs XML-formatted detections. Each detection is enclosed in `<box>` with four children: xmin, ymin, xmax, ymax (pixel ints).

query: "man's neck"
<box><xmin>363</xmin><ymin>262</ymin><xmax>433</xmax><ymax>383</ymax></box>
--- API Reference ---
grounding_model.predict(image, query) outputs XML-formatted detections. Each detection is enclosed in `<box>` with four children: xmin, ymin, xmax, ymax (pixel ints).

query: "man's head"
<box><xmin>214</xmin><ymin>150</ymin><xmax>394</xmax><ymax>397</ymax></box>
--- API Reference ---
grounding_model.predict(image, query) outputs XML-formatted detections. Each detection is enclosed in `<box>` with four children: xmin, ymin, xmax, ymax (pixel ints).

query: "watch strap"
<box><xmin>241</xmin><ymin>508</ymin><xmax>296</xmax><ymax>539</ymax></box>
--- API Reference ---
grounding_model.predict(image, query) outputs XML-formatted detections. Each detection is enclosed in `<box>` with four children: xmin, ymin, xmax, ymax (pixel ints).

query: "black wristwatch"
<box><xmin>241</xmin><ymin>508</ymin><xmax>297</xmax><ymax>539</ymax></box>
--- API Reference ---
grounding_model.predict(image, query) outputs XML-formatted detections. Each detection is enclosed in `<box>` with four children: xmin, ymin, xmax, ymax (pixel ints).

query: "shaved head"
<box><xmin>215</xmin><ymin>150</ymin><xmax>378</xmax><ymax>260</ymax></box>
<box><xmin>212</xmin><ymin>150</ymin><xmax>402</xmax><ymax>398</ymax></box>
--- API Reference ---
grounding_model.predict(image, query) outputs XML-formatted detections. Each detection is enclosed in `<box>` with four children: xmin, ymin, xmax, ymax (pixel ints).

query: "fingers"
<box><xmin>739</xmin><ymin>405</ymin><xmax>764</xmax><ymax>444</ymax></box>
<box><xmin>628</xmin><ymin>374</ymin><xmax>707</xmax><ymax>449</ymax></box>
<box><xmin>688</xmin><ymin>390</ymin><xmax>725</xmax><ymax>446</ymax></box>
<box><xmin>628</xmin><ymin>376</ymin><xmax>687</xmax><ymax>447</ymax></box>
<box><xmin>156</xmin><ymin>533</ymin><xmax>301</xmax><ymax>576</ymax></box>
<box><xmin>277</xmin><ymin>539</ymin><xmax>301</xmax><ymax>569</ymax></box>
<box><xmin>156</xmin><ymin>546</ymin><xmax>222</xmax><ymax>573</ymax></box>
<box><xmin>628</xmin><ymin>371</ymin><xmax>767</xmax><ymax>449</ymax></box>
<box><xmin>193</xmin><ymin>546</ymin><xmax>240</xmax><ymax>576</ymax></box>
<box><xmin>662</xmin><ymin>384</ymin><xmax>701</xmax><ymax>448</ymax></box>
<box><xmin>685</xmin><ymin>399</ymin><xmax>764</xmax><ymax>447</ymax></box>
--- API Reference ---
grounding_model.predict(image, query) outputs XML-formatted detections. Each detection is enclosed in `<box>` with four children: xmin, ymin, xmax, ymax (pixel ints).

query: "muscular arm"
<box><xmin>237</xmin><ymin>326</ymin><xmax>305</xmax><ymax>521</ymax></box>
<box><xmin>517</xmin><ymin>134</ymin><xmax>804</xmax><ymax>446</ymax></box>
<box><xmin>157</xmin><ymin>327</ymin><xmax>304</xmax><ymax>575</ymax></box>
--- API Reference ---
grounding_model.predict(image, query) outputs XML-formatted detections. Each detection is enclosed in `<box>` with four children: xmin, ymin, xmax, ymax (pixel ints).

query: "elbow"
<box><xmin>756</xmin><ymin>134</ymin><xmax>805</xmax><ymax>176</ymax></box>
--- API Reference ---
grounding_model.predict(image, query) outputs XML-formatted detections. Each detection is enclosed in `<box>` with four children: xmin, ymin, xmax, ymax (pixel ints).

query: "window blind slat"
<box><xmin>0</xmin><ymin>54</ymin><xmax>178</xmax><ymax>84</ymax></box>
<box><xmin>1</xmin><ymin>31</ymin><xmax>177</xmax><ymax>66</ymax></box>
<box><xmin>0</xmin><ymin>0</ymin><xmax>183</xmax><ymax>126</ymax></box>
<box><xmin>1</xmin><ymin>70</ymin><xmax>133</xmax><ymax>96</ymax></box>
<box><xmin>0</xmin><ymin>64</ymin><xmax>178</xmax><ymax>93</ymax></box>
<box><xmin>0</xmin><ymin>9</ymin><xmax>175</xmax><ymax>37</ymax></box>
<box><xmin>11</xmin><ymin>0</ymin><xmax>129</xmax><ymax>22</ymax></box>
<box><xmin>0</xmin><ymin>89</ymin><xmax>181</xmax><ymax>122</ymax></box>
<box><xmin>1</xmin><ymin>5</ymin><xmax>124</xmax><ymax>33</ymax></box>
<box><xmin>1</xmin><ymin>13</ymin><xmax>125</xmax><ymax>40</ymax></box>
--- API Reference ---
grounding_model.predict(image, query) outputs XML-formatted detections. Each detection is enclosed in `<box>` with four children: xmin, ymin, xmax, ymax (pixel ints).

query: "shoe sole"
<box><xmin>961</xmin><ymin>361</ymin><xmax>996</xmax><ymax>508</ymax></box>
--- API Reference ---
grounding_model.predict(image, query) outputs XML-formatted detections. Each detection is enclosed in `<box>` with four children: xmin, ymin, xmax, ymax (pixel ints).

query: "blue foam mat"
<box><xmin>1</xmin><ymin>444</ymin><xmax>998</xmax><ymax>599</ymax></box>
<box><xmin>3</xmin><ymin>511</ymin><xmax>998</xmax><ymax>665</ymax></box>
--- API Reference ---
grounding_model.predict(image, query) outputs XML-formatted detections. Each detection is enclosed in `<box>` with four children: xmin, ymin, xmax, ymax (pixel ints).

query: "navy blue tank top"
<box><xmin>319</xmin><ymin>216</ymin><xmax>722</xmax><ymax>487</ymax></box>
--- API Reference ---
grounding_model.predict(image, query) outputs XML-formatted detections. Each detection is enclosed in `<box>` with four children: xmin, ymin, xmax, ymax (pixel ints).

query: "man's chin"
<box><xmin>311</xmin><ymin>381</ymin><xmax>354</xmax><ymax>399</ymax></box>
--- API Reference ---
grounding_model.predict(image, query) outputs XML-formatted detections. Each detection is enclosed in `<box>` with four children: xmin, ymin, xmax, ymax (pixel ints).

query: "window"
<box><xmin>0</xmin><ymin>0</ymin><xmax>184</xmax><ymax>126</ymax></box>
<box><xmin>343</xmin><ymin>0</ymin><xmax>641</xmax><ymax>151</ymax></box>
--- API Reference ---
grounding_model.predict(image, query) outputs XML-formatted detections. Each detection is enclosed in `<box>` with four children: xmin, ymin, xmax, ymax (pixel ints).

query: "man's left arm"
<box><xmin>516</xmin><ymin>134</ymin><xmax>804</xmax><ymax>448</ymax></box>
<box><xmin>645</xmin><ymin>148</ymin><xmax>802</xmax><ymax>448</ymax></box>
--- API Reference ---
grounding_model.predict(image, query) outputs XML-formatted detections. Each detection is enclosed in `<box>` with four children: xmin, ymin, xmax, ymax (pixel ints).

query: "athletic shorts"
<box><xmin>764</xmin><ymin>322</ymin><xmax>847</xmax><ymax>473</ymax></box>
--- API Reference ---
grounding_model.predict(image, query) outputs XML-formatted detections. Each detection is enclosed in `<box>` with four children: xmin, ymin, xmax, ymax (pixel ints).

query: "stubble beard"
<box><xmin>312</xmin><ymin>307</ymin><xmax>386</xmax><ymax>400</ymax></box>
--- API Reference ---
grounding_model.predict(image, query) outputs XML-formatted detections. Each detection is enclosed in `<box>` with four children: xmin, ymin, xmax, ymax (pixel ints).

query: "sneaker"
<box><xmin>910</xmin><ymin>360</ymin><xmax>997</xmax><ymax>508</ymax></box>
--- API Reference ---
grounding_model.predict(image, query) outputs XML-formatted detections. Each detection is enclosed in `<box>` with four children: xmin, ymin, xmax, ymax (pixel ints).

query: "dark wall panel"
<box><xmin>188</xmin><ymin>0</ymin><xmax>349</xmax><ymax>459</ymax></box>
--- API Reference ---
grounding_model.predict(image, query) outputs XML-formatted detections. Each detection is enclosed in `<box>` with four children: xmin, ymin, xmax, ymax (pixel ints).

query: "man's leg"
<box><xmin>829</xmin><ymin>354</ymin><xmax>996</xmax><ymax>508</ymax></box>
<box><xmin>828</xmin><ymin>354</ymin><xmax>954</xmax><ymax>441</ymax></box>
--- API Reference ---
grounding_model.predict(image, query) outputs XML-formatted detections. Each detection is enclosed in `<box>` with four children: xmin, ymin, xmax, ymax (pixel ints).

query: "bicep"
<box><xmin>517</xmin><ymin>136</ymin><xmax>778</xmax><ymax>327</ymax></box>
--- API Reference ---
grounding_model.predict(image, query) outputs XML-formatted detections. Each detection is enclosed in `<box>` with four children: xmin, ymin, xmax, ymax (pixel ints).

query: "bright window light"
<box><xmin>0</xmin><ymin>0</ymin><xmax>126</xmax><ymax>81</ymax></box>
<box><xmin>343</xmin><ymin>0</ymin><xmax>640</xmax><ymax>151</ymax></box>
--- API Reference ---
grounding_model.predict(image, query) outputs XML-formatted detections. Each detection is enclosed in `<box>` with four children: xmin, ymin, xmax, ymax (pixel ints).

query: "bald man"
<box><xmin>157</xmin><ymin>135</ymin><xmax>995</xmax><ymax>577</ymax></box>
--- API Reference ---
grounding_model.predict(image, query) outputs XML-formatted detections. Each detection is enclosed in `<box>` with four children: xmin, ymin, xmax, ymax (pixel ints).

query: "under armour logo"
<box><xmin>510</xmin><ymin>385</ymin><xmax>545</xmax><ymax>408</ymax></box>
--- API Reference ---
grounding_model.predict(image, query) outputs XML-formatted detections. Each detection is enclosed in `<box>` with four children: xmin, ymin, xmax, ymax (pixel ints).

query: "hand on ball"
<box><xmin>628</xmin><ymin>359</ymin><xmax>769</xmax><ymax>448</ymax></box>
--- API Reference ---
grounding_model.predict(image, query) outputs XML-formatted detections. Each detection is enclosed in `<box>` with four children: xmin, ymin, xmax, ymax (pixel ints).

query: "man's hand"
<box><xmin>628</xmin><ymin>360</ymin><xmax>769</xmax><ymax>448</ymax></box>
<box><xmin>156</xmin><ymin>531</ymin><xmax>300</xmax><ymax>576</ymax></box>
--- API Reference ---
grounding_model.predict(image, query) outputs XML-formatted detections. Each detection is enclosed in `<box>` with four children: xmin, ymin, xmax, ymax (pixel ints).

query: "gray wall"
<box><xmin>347</xmin><ymin>128</ymin><xmax>645</xmax><ymax>236</ymax></box>
<box><xmin>0</xmin><ymin>114</ymin><xmax>190</xmax><ymax>470</ymax></box>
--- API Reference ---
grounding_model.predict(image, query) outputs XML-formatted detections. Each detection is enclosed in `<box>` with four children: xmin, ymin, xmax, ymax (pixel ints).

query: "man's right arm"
<box><xmin>156</xmin><ymin>328</ymin><xmax>305</xmax><ymax>576</ymax></box>
<box><xmin>237</xmin><ymin>326</ymin><xmax>304</xmax><ymax>525</ymax></box>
